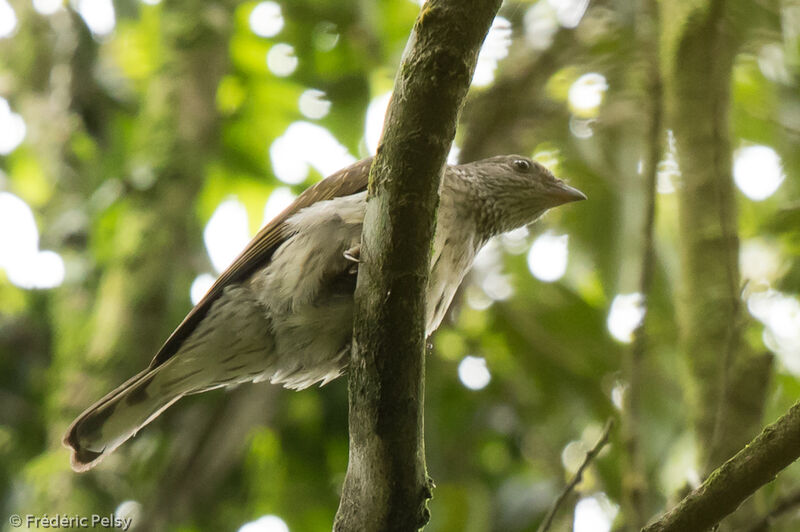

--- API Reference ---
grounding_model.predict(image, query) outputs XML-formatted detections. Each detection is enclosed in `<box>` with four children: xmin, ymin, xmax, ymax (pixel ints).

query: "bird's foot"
<box><xmin>343</xmin><ymin>245</ymin><xmax>361</xmax><ymax>264</ymax></box>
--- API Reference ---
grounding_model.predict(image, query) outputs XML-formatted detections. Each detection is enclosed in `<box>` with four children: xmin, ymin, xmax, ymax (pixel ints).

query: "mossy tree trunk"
<box><xmin>661</xmin><ymin>0</ymin><xmax>772</xmax><ymax>496</ymax></box>
<box><xmin>333</xmin><ymin>1</ymin><xmax>501</xmax><ymax>530</ymax></box>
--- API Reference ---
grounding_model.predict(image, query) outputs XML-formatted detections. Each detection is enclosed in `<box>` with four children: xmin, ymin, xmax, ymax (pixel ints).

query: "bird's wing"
<box><xmin>148</xmin><ymin>157</ymin><xmax>373</xmax><ymax>369</ymax></box>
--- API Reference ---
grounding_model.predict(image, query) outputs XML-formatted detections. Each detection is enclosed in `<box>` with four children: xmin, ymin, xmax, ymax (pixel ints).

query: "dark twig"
<box><xmin>538</xmin><ymin>418</ymin><xmax>615</xmax><ymax>532</ymax></box>
<box><xmin>745</xmin><ymin>488</ymin><xmax>800</xmax><ymax>532</ymax></box>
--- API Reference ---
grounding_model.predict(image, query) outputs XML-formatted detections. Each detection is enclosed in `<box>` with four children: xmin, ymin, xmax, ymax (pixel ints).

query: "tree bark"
<box><xmin>642</xmin><ymin>400</ymin><xmax>800</xmax><ymax>532</ymax></box>
<box><xmin>333</xmin><ymin>1</ymin><xmax>501</xmax><ymax>530</ymax></box>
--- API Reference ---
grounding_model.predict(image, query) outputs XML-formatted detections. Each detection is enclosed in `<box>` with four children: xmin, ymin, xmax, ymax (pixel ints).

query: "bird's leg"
<box><xmin>344</xmin><ymin>244</ymin><xmax>360</xmax><ymax>274</ymax></box>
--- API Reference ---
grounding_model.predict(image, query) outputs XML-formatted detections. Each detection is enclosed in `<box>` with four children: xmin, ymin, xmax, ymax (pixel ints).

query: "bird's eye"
<box><xmin>513</xmin><ymin>159</ymin><xmax>532</xmax><ymax>172</ymax></box>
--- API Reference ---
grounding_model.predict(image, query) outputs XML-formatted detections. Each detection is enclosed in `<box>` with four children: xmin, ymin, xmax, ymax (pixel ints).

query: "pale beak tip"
<box><xmin>550</xmin><ymin>183</ymin><xmax>587</xmax><ymax>204</ymax></box>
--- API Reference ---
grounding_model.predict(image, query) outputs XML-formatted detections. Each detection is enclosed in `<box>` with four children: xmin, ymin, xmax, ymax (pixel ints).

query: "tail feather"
<box><xmin>63</xmin><ymin>285</ymin><xmax>276</xmax><ymax>471</ymax></box>
<box><xmin>63</xmin><ymin>360</ymin><xmax>205</xmax><ymax>472</ymax></box>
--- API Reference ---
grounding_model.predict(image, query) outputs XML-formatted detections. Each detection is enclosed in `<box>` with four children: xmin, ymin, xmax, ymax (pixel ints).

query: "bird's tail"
<box><xmin>63</xmin><ymin>358</ymin><xmax>213</xmax><ymax>472</ymax></box>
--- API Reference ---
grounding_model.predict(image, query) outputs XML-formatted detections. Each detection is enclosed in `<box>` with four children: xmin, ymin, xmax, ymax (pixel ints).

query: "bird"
<box><xmin>63</xmin><ymin>154</ymin><xmax>586</xmax><ymax>471</ymax></box>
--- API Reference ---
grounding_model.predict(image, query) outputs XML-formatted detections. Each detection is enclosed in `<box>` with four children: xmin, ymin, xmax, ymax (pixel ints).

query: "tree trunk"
<box><xmin>333</xmin><ymin>1</ymin><xmax>501</xmax><ymax>530</ymax></box>
<box><xmin>661</xmin><ymin>0</ymin><xmax>772</xmax><ymax>492</ymax></box>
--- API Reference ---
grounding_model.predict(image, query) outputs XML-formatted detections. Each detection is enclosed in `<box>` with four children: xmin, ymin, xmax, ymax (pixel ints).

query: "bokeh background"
<box><xmin>0</xmin><ymin>0</ymin><xmax>799</xmax><ymax>530</ymax></box>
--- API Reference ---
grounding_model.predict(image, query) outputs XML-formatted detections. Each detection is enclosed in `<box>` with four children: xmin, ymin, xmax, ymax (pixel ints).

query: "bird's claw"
<box><xmin>344</xmin><ymin>246</ymin><xmax>361</xmax><ymax>264</ymax></box>
<box><xmin>344</xmin><ymin>245</ymin><xmax>361</xmax><ymax>275</ymax></box>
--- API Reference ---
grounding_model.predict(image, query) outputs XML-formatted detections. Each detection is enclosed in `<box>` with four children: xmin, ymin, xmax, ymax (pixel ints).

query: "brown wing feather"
<box><xmin>148</xmin><ymin>157</ymin><xmax>372</xmax><ymax>369</ymax></box>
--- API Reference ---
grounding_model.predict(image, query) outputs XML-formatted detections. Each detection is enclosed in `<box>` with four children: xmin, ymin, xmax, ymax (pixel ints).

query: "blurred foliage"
<box><xmin>0</xmin><ymin>0</ymin><xmax>799</xmax><ymax>531</ymax></box>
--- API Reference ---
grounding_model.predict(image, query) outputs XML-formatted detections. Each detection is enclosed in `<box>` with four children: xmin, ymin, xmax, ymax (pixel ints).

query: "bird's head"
<box><xmin>454</xmin><ymin>154</ymin><xmax>586</xmax><ymax>239</ymax></box>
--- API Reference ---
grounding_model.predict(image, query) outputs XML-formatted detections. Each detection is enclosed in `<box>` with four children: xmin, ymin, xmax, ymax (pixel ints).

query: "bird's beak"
<box><xmin>545</xmin><ymin>180</ymin><xmax>587</xmax><ymax>205</ymax></box>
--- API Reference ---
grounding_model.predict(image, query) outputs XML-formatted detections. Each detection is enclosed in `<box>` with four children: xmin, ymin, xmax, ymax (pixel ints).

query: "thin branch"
<box><xmin>459</xmin><ymin>27</ymin><xmax>577</xmax><ymax>162</ymax></box>
<box><xmin>538</xmin><ymin>419</ymin><xmax>615</xmax><ymax>532</ymax></box>
<box><xmin>642</xmin><ymin>400</ymin><xmax>800</xmax><ymax>532</ymax></box>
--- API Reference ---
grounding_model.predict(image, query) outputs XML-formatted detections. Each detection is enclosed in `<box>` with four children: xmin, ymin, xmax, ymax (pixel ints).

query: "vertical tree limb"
<box><xmin>58</xmin><ymin>2</ymin><xmax>233</xmax><ymax>526</ymax></box>
<box><xmin>333</xmin><ymin>1</ymin><xmax>501</xmax><ymax>530</ymax></box>
<box><xmin>661</xmin><ymin>0</ymin><xmax>771</xmax><ymax>475</ymax></box>
<box><xmin>620</xmin><ymin>1</ymin><xmax>663</xmax><ymax>528</ymax></box>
